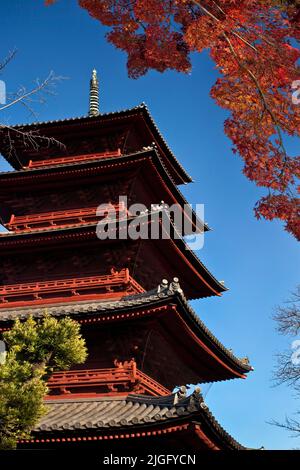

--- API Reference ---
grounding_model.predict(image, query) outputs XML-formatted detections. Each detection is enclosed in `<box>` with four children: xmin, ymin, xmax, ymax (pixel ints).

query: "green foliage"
<box><xmin>0</xmin><ymin>352</ymin><xmax>47</xmax><ymax>449</ymax></box>
<box><xmin>0</xmin><ymin>314</ymin><xmax>87</xmax><ymax>449</ymax></box>
<box><xmin>4</xmin><ymin>314</ymin><xmax>87</xmax><ymax>375</ymax></box>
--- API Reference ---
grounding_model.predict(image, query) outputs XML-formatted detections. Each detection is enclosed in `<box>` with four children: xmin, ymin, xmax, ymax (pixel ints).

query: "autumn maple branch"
<box><xmin>223</xmin><ymin>33</ymin><xmax>288</xmax><ymax>160</ymax></box>
<box><xmin>190</xmin><ymin>0</ymin><xmax>258</xmax><ymax>52</ymax></box>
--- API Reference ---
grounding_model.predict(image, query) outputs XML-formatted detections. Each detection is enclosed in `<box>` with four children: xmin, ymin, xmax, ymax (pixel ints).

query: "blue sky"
<box><xmin>1</xmin><ymin>0</ymin><xmax>299</xmax><ymax>450</ymax></box>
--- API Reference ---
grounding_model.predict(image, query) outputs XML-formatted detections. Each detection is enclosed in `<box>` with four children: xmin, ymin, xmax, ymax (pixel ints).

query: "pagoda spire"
<box><xmin>89</xmin><ymin>69</ymin><xmax>99</xmax><ymax>117</ymax></box>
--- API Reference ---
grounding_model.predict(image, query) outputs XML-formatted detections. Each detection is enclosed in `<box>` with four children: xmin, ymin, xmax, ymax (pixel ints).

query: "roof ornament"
<box><xmin>188</xmin><ymin>387</ymin><xmax>203</xmax><ymax>409</ymax></box>
<box><xmin>240</xmin><ymin>356</ymin><xmax>250</xmax><ymax>365</ymax></box>
<box><xmin>169</xmin><ymin>277</ymin><xmax>183</xmax><ymax>295</ymax></box>
<box><xmin>192</xmin><ymin>386</ymin><xmax>201</xmax><ymax>399</ymax></box>
<box><xmin>151</xmin><ymin>201</ymin><xmax>168</xmax><ymax>213</ymax></box>
<box><xmin>142</xmin><ymin>145</ymin><xmax>154</xmax><ymax>151</ymax></box>
<box><xmin>89</xmin><ymin>69</ymin><xmax>99</xmax><ymax>117</ymax></box>
<box><xmin>157</xmin><ymin>279</ymin><xmax>169</xmax><ymax>294</ymax></box>
<box><xmin>173</xmin><ymin>385</ymin><xmax>205</xmax><ymax>408</ymax></box>
<box><xmin>173</xmin><ymin>385</ymin><xmax>187</xmax><ymax>404</ymax></box>
<box><xmin>142</xmin><ymin>142</ymin><xmax>158</xmax><ymax>154</ymax></box>
<box><xmin>157</xmin><ymin>277</ymin><xmax>183</xmax><ymax>296</ymax></box>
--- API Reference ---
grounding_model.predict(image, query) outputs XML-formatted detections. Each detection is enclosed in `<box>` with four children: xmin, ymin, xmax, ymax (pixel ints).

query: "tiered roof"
<box><xmin>0</xmin><ymin>220</ymin><xmax>225</xmax><ymax>301</ymax></box>
<box><xmin>0</xmin><ymin>77</ymin><xmax>254</xmax><ymax>449</ymax></box>
<box><xmin>0</xmin><ymin>104</ymin><xmax>191</xmax><ymax>184</ymax></box>
<box><xmin>0</xmin><ymin>147</ymin><xmax>209</xmax><ymax>234</ymax></box>
<box><xmin>20</xmin><ymin>390</ymin><xmax>247</xmax><ymax>450</ymax></box>
<box><xmin>0</xmin><ymin>280</ymin><xmax>251</xmax><ymax>385</ymax></box>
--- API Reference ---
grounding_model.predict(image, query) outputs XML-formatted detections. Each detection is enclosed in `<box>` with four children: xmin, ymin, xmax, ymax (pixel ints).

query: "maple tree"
<box><xmin>47</xmin><ymin>0</ymin><xmax>300</xmax><ymax>239</ymax></box>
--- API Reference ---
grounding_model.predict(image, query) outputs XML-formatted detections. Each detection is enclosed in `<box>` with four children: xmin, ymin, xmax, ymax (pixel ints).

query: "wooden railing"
<box><xmin>47</xmin><ymin>360</ymin><xmax>170</xmax><ymax>398</ymax></box>
<box><xmin>6</xmin><ymin>202</ymin><xmax>128</xmax><ymax>232</ymax></box>
<box><xmin>25</xmin><ymin>149</ymin><xmax>121</xmax><ymax>168</ymax></box>
<box><xmin>0</xmin><ymin>268</ymin><xmax>145</xmax><ymax>308</ymax></box>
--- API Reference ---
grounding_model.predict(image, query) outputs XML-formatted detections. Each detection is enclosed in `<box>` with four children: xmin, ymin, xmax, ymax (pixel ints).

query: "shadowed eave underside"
<box><xmin>0</xmin><ymin>287</ymin><xmax>252</xmax><ymax>379</ymax></box>
<box><xmin>0</xmin><ymin>104</ymin><xmax>192</xmax><ymax>185</ymax></box>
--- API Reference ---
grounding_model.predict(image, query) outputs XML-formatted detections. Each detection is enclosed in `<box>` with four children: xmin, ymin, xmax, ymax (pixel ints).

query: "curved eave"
<box><xmin>168</xmin><ymin>231</ymin><xmax>227</xmax><ymax>297</ymax></box>
<box><xmin>0</xmin><ymin>148</ymin><xmax>209</xmax><ymax>233</ymax></box>
<box><xmin>173</xmin><ymin>292</ymin><xmax>252</xmax><ymax>375</ymax></box>
<box><xmin>0</xmin><ymin>290</ymin><xmax>252</xmax><ymax>377</ymax></box>
<box><xmin>0</xmin><ymin>104</ymin><xmax>192</xmax><ymax>184</ymax></box>
<box><xmin>19</xmin><ymin>393</ymin><xmax>248</xmax><ymax>450</ymax></box>
<box><xmin>0</xmin><ymin>216</ymin><xmax>226</xmax><ymax>298</ymax></box>
<box><xmin>194</xmin><ymin>402</ymin><xmax>248</xmax><ymax>450</ymax></box>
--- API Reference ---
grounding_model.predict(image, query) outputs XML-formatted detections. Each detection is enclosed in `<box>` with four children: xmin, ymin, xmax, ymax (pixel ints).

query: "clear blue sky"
<box><xmin>1</xmin><ymin>0</ymin><xmax>299</xmax><ymax>450</ymax></box>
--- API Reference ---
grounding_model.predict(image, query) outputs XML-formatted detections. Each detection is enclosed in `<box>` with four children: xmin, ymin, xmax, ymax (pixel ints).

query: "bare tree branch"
<box><xmin>272</xmin><ymin>285</ymin><xmax>300</xmax><ymax>438</ymax></box>
<box><xmin>0</xmin><ymin>49</ymin><xmax>17</xmax><ymax>73</ymax></box>
<box><xmin>0</xmin><ymin>71</ymin><xmax>63</xmax><ymax>112</ymax></box>
<box><xmin>269</xmin><ymin>415</ymin><xmax>300</xmax><ymax>438</ymax></box>
<box><xmin>274</xmin><ymin>286</ymin><xmax>300</xmax><ymax>336</ymax></box>
<box><xmin>0</xmin><ymin>123</ymin><xmax>65</xmax><ymax>167</ymax></box>
<box><xmin>0</xmin><ymin>53</ymin><xmax>66</xmax><ymax>166</ymax></box>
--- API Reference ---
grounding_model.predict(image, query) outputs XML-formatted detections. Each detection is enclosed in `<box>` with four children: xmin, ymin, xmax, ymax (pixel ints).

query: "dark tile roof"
<box><xmin>33</xmin><ymin>392</ymin><xmax>246</xmax><ymax>450</ymax></box>
<box><xmin>1</xmin><ymin>104</ymin><xmax>192</xmax><ymax>183</ymax></box>
<box><xmin>0</xmin><ymin>215</ymin><xmax>224</xmax><ymax>297</ymax></box>
<box><xmin>0</xmin><ymin>147</ymin><xmax>210</xmax><ymax>232</ymax></box>
<box><xmin>0</xmin><ymin>290</ymin><xmax>161</xmax><ymax>321</ymax></box>
<box><xmin>37</xmin><ymin>396</ymin><xmax>178</xmax><ymax>431</ymax></box>
<box><xmin>0</xmin><ymin>285</ymin><xmax>252</xmax><ymax>373</ymax></box>
<box><xmin>0</xmin><ymin>147</ymin><xmax>172</xmax><ymax>178</ymax></box>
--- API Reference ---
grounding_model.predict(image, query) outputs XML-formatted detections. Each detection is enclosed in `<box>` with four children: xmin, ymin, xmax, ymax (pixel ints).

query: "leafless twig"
<box><xmin>272</xmin><ymin>285</ymin><xmax>300</xmax><ymax>437</ymax></box>
<box><xmin>274</xmin><ymin>286</ymin><xmax>300</xmax><ymax>336</ymax></box>
<box><xmin>269</xmin><ymin>415</ymin><xmax>300</xmax><ymax>437</ymax></box>
<box><xmin>0</xmin><ymin>71</ymin><xmax>63</xmax><ymax>113</ymax></box>
<box><xmin>0</xmin><ymin>52</ymin><xmax>66</xmax><ymax>164</ymax></box>
<box><xmin>0</xmin><ymin>49</ymin><xmax>17</xmax><ymax>73</ymax></box>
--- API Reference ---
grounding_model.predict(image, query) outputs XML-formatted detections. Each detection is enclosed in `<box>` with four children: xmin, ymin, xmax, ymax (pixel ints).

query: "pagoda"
<box><xmin>0</xmin><ymin>71</ymin><xmax>253</xmax><ymax>451</ymax></box>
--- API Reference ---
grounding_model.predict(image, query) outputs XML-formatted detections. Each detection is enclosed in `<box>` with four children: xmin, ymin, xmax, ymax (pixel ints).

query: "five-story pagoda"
<box><xmin>0</xmin><ymin>71</ymin><xmax>252</xmax><ymax>451</ymax></box>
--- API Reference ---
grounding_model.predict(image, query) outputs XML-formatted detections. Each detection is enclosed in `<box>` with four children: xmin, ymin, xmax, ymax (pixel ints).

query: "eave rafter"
<box><xmin>0</xmin><ymin>104</ymin><xmax>191</xmax><ymax>184</ymax></box>
<box><xmin>0</xmin><ymin>216</ymin><xmax>225</xmax><ymax>300</ymax></box>
<box><xmin>18</xmin><ymin>389</ymin><xmax>248</xmax><ymax>450</ymax></box>
<box><xmin>0</xmin><ymin>148</ymin><xmax>209</xmax><ymax>234</ymax></box>
<box><xmin>0</xmin><ymin>282</ymin><xmax>252</xmax><ymax>381</ymax></box>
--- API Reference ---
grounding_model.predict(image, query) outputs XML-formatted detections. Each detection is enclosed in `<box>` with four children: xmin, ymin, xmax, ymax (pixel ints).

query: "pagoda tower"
<box><xmin>0</xmin><ymin>71</ymin><xmax>252</xmax><ymax>451</ymax></box>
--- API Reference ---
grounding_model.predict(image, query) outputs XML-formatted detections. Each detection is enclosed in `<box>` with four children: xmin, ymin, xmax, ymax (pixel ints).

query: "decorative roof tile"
<box><xmin>0</xmin><ymin>285</ymin><xmax>252</xmax><ymax>373</ymax></box>
<box><xmin>0</xmin><ymin>104</ymin><xmax>192</xmax><ymax>183</ymax></box>
<box><xmin>32</xmin><ymin>391</ymin><xmax>246</xmax><ymax>450</ymax></box>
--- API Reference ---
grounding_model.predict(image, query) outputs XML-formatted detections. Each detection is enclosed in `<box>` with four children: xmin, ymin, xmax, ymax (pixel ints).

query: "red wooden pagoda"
<box><xmin>0</xmin><ymin>71</ymin><xmax>253</xmax><ymax>451</ymax></box>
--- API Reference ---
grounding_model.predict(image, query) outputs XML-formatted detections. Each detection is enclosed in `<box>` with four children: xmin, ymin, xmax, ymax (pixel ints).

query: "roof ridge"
<box><xmin>1</xmin><ymin>103</ymin><xmax>192</xmax><ymax>182</ymax></box>
<box><xmin>32</xmin><ymin>388</ymin><xmax>249</xmax><ymax>449</ymax></box>
<box><xmin>0</xmin><ymin>283</ymin><xmax>252</xmax><ymax>372</ymax></box>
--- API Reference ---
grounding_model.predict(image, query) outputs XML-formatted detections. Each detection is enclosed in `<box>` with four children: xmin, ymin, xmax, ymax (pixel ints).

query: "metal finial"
<box><xmin>89</xmin><ymin>69</ymin><xmax>99</xmax><ymax>117</ymax></box>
